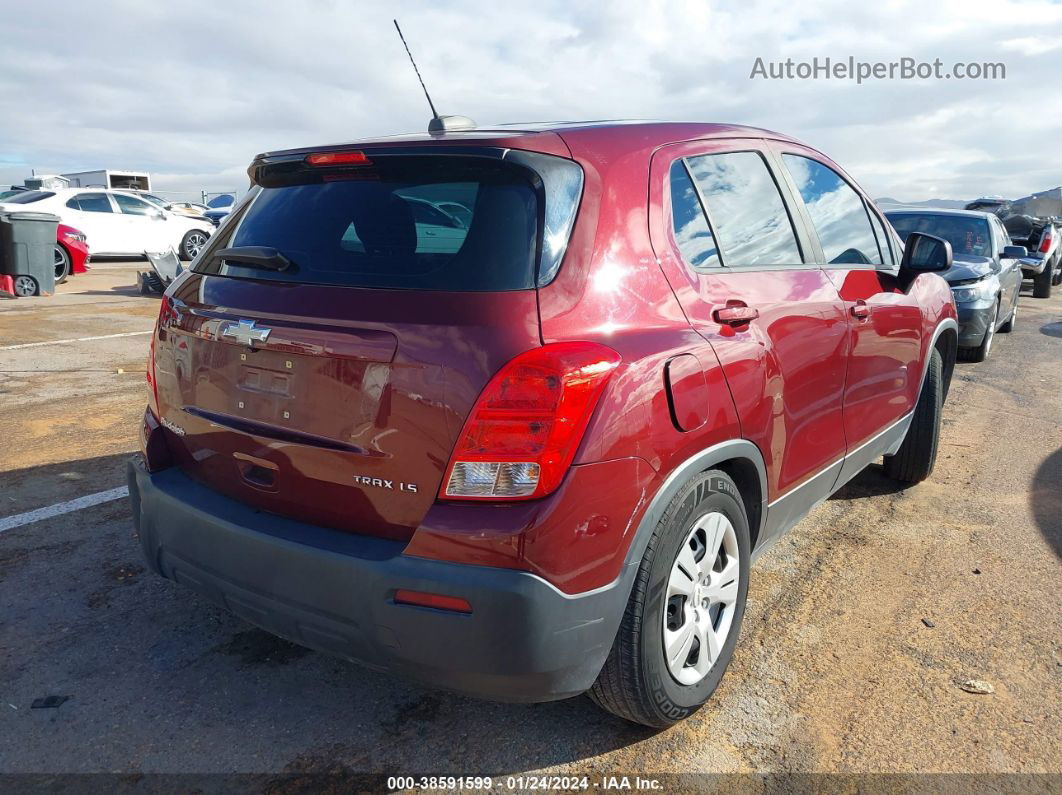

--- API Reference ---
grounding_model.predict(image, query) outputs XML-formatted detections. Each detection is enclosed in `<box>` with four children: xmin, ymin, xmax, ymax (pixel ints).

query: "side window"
<box><xmin>668</xmin><ymin>160</ymin><xmax>720</xmax><ymax>270</ymax></box>
<box><xmin>112</xmin><ymin>193</ymin><xmax>154</xmax><ymax>216</ymax></box>
<box><xmin>867</xmin><ymin>205</ymin><xmax>896</xmax><ymax>265</ymax></box>
<box><xmin>782</xmin><ymin>155</ymin><xmax>882</xmax><ymax>265</ymax></box>
<box><xmin>991</xmin><ymin>217</ymin><xmax>1009</xmax><ymax>254</ymax></box>
<box><xmin>71</xmin><ymin>193</ymin><xmax>114</xmax><ymax>213</ymax></box>
<box><xmin>684</xmin><ymin>151</ymin><xmax>802</xmax><ymax>266</ymax></box>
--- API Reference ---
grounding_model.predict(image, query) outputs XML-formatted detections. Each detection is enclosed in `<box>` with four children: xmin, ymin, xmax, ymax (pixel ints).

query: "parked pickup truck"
<box><xmin>1003</xmin><ymin>213</ymin><xmax>1061</xmax><ymax>298</ymax></box>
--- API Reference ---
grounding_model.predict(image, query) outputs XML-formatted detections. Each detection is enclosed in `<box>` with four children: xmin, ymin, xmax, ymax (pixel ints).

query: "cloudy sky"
<box><xmin>2</xmin><ymin>0</ymin><xmax>1061</xmax><ymax>202</ymax></box>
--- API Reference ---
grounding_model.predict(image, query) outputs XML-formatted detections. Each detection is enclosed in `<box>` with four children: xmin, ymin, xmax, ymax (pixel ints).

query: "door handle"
<box><xmin>851</xmin><ymin>301</ymin><xmax>871</xmax><ymax>319</ymax></box>
<box><xmin>713</xmin><ymin>304</ymin><xmax>759</xmax><ymax>326</ymax></box>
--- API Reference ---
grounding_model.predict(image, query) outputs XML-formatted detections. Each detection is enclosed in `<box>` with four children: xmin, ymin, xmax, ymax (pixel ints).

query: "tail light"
<box><xmin>440</xmin><ymin>342</ymin><xmax>621</xmax><ymax>500</ymax></box>
<box><xmin>146</xmin><ymin>296</ymin><xmax>174</xmax><ymax>417</ymax></box>
<box><xmin>1039</xmin><ymin>229</ymin><xmax>1053</xmax><ymax>253</ymax></box>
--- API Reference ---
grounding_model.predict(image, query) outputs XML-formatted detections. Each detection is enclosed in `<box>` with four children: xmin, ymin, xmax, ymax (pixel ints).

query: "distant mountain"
<box><xmin>876</xmin><ymin>187</ymin><xmax>1062</xmax><ymax>217</ymax></box>
<box><xmin>875</xmin><ymin>197</ymin><xmax>970</xmax><ymax>210</ymax></box>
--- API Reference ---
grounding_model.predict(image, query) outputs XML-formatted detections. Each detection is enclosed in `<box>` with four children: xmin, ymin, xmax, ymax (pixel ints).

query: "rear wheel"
<box><xmin>180</xmin><ymin>229</ymin><xmax>209</xmax><ymax>261</ymax></box>
<box><xmin>588</xmin><ymin>469</ymin><xmax>750</xmax><ymax>728</ymax></box>
<box><xmin>54</xmin><ymin>244</ymin><xmax>71</xmax><ymax>284</ymax></box>
<box><xmin>957</xmin><ymin>302</ymin><xmax>997</xmax><ymax>363</ymax></box>
<box><xmin>13</xmin><ymin>275</ymin><xmax>39</xmax><ymax>296</ymax></box>
<box><xmin>883</xmin><ymin>348</ymin><xmax>942</xmax><ymax>484</ymax></box>
<box><xmin>1033</xmin><ymin>260</ymin><xmax>1053</xmax><ymax>298</ymax></box>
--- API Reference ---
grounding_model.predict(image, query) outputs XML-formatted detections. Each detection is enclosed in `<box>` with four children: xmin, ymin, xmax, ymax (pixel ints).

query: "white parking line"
<box><xmin>0</xmin><ymin>331</ymin><xmax>152</xmax><ymax>351</ymax></box>
<box><xmin>0</xmin><ymin>487</ymin><xmax>129</xmax><ymax>534</ymax></box>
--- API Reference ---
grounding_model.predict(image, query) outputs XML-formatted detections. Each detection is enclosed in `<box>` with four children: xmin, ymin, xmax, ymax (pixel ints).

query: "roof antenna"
<box><xmin>393</xmin><ymin>19</ymin><xmax>476</xmax><ymax>135</ymax></box>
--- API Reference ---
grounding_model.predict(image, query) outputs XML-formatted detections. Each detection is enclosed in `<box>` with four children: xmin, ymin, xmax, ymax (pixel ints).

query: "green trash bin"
<box><xmin>0</xmin><ymin>211</ymin><xmax>60</xmax><ymax>296</ymax></box>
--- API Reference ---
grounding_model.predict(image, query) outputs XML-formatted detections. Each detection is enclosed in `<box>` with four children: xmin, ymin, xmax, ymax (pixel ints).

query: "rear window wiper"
<box><xmin>215</xmin><ymin>246</ymin><xmax>292</xmax><ymax>271</ymax></box>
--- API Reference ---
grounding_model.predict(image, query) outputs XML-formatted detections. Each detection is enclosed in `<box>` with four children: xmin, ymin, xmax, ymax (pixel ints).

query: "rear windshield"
<box><xmin>197</xmin><ymin>157</ymin><xmax>540</xmax><ymax>291</ymax></box>
<box><xmin>3</xmin><ymin>191</ymin><xmax>54</xmax><ymax>204</ymax></box>
<box><xmin>887</xmin><ymin>213</ymin><xmax>992</xmax><ymax>258</ymax></box>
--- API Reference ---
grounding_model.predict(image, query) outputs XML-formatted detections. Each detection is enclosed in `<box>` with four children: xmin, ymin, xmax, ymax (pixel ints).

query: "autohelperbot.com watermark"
<box><xmin>749</xmin><ymin>56</ymin><xmax>1006</xmax><ymax>83</ymax></box>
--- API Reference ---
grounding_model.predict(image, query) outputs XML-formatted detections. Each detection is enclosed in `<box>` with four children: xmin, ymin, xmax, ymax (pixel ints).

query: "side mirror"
<box><xmin>900</xmin><ymin>232</ymin><xmax>952</xmax><ymax>273</ymax></box>
<box><xmin>151</xmin><ymin>209</ymin><xmax>166</xmax><ymax>220</ymax></box>
<box><xmin>1002</xmin><ymin>245</ymin><xmax>1027</xmax><ymax>259</ymax></box>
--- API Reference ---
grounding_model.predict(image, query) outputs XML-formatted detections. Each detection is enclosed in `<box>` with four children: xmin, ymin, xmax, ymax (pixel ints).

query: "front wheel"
<box><xmin>180</xmin><ymin>229</ymin><xmax>209</xmax><ymax>261</ymax></box>
<box><xmin>998</xmin><ymin>300</ymin><xmax>1017</xmax><ymax>333</ymax></box>
<box><xmin>957</xmin><ymin>302</ymin><xmax>997</xmax><ymax>363</ymax></box>
<box><xmin>588</xmin><ymin>470</ymin><xmax>750</xmax><ymax>727</ymax></box>
<box><xmin>54</xmin><ymin>244</ymin><xmax>71</xmax><ymax>284</ymax></box>
<box><xmin>883</xmin><ymin>348</ymin><xmax>942</xmax><ymax>484</ymax></box>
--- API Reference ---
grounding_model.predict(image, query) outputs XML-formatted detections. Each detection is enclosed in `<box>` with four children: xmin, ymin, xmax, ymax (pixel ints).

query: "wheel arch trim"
<box><xmin>922</xmin><ymin>317</ymin><xmax>958</xmax><ymax>396</ymax></box>
<box><xmin>622</xmin><ymin>439</ymin><xmax>768</xmax><ymax>572</ymax></box>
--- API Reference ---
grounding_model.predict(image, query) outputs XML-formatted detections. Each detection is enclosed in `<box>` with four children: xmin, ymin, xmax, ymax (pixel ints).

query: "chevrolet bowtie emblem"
<box><xmin>222</xmin><ymin>319</ymin><xmax>272</xmax><ymax>348</ymax></box>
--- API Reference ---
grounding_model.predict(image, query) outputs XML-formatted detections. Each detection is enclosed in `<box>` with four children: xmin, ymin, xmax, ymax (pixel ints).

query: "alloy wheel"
<box><xmin>663</xmin><ymin>511</ymin><xmax>740</xmax><ymax>685</ymax></box>
<box><xmin>185</xmin><ymin>232</ymin><xmax>208</xmax><ymax>259</ymax></box>
<box><xmin>54</xmin><ymin>245</ymin><xmax>71</xmax><ymax>281</ymax></box>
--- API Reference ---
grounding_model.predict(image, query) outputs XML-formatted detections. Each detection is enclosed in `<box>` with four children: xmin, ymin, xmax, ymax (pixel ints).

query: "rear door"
<box><xmin>771</xmin><ymin>145</ymin><xmax>922</xmax><ymax>472</ymax></box>
<box><xmin>152</xmin><ymin>150</ymin><xmax>570</xmax><ymax>541</ymax></box>
<box><xmin>111</xmin><ymin>192</ymin><xmax>158</xmax><ymax>252</ymax></box>
<box><xmin>650</xmin><ymin>139</ymin><xmax>849</xmax><ymax>523</ymax></box>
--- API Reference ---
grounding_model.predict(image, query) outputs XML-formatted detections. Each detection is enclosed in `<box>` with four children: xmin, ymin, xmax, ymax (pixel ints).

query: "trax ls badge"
<box><xmin>222</xmin><ymin>319</ymin><xmax>272</xmax><ymax>348</ymax></box>
<box><xmin>354</xmin><ymin>475</ymin><xmax>418</xmax><ymax>493</ymax></box>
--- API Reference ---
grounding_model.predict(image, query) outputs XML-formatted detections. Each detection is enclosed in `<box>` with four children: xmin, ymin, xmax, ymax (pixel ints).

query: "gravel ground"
<box><xmin>0</xmin><ymin>261</ymin><xmax>1059</xmax><ymax>785</ymax></box>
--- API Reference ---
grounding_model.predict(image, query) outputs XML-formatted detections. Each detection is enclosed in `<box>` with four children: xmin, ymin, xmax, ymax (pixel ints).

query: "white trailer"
<box><xmin>61</xmin><ymin>169</ymin><xmax>151</xmax><ymax>191</ymax></box>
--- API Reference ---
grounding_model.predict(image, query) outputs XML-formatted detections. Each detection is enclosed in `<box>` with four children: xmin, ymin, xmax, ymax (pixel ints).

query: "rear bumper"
<box><xmin>127</xmin><ymin>457</ymin><xmax>629</xmax><ymax>702</ymax></box>
<box><xmin>1019</xmin><ymin>256</ymin><xmax>1046</xmax><ymax>275</ymax></box>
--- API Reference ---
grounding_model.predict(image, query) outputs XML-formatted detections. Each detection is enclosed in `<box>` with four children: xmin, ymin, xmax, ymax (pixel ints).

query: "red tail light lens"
<box><xmin>440</xmin><ymin>342</ymin><xmax>622</xmax><ymax>500</ymax></box>
<box><xmin>1039</xmin><ymin>230</ymin><xmax>1052</xmax><ymax>253</ymax></box>
<box><xmin>146</xmin><ymin>296</ymin><xmax>174</xmax><ymax>417</ymax></box>
<box><xmin>304</xmin><ymin>151</ymin><xmax>371</xmax><ymax>167</ymax></box>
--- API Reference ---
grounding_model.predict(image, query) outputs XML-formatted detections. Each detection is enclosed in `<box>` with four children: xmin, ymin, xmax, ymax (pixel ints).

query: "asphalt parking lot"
<box><xmin>1</xmin><ymin>260</ymin><xmax>1060</xmax><ymax>781</ymax></box>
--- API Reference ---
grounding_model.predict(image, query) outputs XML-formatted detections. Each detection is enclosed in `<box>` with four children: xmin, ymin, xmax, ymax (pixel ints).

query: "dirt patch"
<box><xmin>212</xmin><ymin>629</ymin><xmax>313</xmax><ymax>667</ymax></box>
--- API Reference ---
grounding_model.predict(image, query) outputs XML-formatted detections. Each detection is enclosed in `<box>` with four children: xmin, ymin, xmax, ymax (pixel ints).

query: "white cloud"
<box><xmin>1</xmin><ymin>0</ymin><xmax>1060</xmax><ymax>202</ymax></box>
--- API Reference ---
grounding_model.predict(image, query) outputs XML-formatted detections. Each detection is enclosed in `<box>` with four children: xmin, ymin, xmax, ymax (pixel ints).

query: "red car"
<box><xmin>55</xmin><ymin>223</ymin><xmax>89</xmax><ymax>283</ymax></box>
<box><xmin>129</xmin><ymin>121</ymin><xmax>957</xmax><ymax>727</ymax></box>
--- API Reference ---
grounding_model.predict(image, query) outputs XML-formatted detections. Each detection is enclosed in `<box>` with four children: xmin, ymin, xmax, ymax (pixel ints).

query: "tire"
<box><xmin>1033</xmin><ymin>260</ymin><xmax>1053</xmax><ymax>298</ymax></box>
<box><xmin>883</xmin><ymin>348</ymin><xmax>942</xmax><ymax>484</ymax></box>
<box><xmin>180</xmin><ymin>229</ymin><xmax>210</xmax><ymax>261</ymax></box>
<box><xmin>54</xmin><ymin>244</ymin><xmax>71</xmax><ymax>284</ymax></box>
<box><xmin>998</xmin><ymin>300</ymin><xmax>1016</xmax><ymax>333</ymax></box>
<box><xmin>588</xmin><ymin>469</ymin><xmax>751</xmax><ymax>728</ymax></box>
<box><xmin>957</xmin><ymin>302</ymin><xmax>997</xmax><ymax>363</ymax></box>
<box><xmin>13</xmin><ymin>275</ymin><xmax>39</xmax><ymax>296</ymax></box>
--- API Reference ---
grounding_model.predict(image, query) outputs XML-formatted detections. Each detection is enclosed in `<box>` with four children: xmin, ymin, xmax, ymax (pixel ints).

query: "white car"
<box><xmin>0</xmin><ymin>188</ymin><xmax>213</xmax><ymax>260</ymax></box>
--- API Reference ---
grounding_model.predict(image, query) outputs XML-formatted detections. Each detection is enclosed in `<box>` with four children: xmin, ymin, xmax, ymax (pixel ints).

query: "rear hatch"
<box><xmin>152</xmin><ymin>145</ymin><xmax>582</xmax><ymax>541</ymax></box>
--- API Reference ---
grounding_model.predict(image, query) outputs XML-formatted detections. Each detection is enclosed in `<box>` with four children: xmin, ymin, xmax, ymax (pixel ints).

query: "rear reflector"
<box><xmin>304</xmin><ymin>151</ymin><xmax>371</xmax><ymax>167</ymax></box>
<box><xmin>393</xmin><ymin>589</ymin><xmax>472</xmax><ymax>614</ymax></box>
<box><xmin>440</xmin><ymin>342</ymin><xmax>622</xmax><ymax>500</ymax></box>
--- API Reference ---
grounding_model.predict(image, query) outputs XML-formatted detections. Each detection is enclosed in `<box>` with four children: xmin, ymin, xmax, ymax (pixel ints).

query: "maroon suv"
<box><xmin>130</xmin><ymin>121</ymin><xmax>958</xmax><ymax>727</ymax></box>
